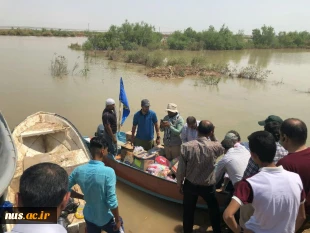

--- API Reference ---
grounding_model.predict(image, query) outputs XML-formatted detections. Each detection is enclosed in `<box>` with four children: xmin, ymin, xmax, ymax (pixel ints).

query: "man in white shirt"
<box><xmin>6</xmin><ymin>163</ymin><xmax>70</xmax><ymax>233</ymax></box>
<box><xmin>180</xmin><ymin>116</ymin><xmax>200</xmax><ymax>143</ymax></box>
<box><xmin>216</xmin><ymin>131</ymin><xmax>251</xmax><ymax>186</ymax></box>
<box><xmin>216</xmin><ymin>131</ymin><xmax>250</xmax><ymax>232</ymax></box>
<box><xmin>223</xmin><ymin>131</ymin><xmax>306</xmax><ymax>233</ymax></box>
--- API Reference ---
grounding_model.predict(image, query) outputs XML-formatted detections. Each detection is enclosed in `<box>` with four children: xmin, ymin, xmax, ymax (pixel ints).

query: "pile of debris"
<box><xmin>146</xmin><ymin>65</ymin><xmax>222</xmax><ymax>79</ymax></box>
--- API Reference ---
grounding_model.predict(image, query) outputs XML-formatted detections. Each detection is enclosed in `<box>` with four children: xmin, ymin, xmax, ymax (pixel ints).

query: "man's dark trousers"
<box><xmin>182</xmin><ymin>179</ymin><xmax>222</xmax><ymax>233</ymax></box>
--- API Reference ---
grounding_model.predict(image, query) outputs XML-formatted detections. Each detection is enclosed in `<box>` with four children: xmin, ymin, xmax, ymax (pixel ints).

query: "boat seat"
<box><xmin>23</xmin><ymin>149</ymin><xmax>89</xmax><ymax>171</ymax></box>
<box><xmin>20</xmin><ymin>126</ymin><xmax>69</xmax><ymax>138</ymax></box>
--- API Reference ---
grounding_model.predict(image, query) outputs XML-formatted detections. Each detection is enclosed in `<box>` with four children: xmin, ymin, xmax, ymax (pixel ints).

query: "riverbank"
<box><xmin>0</xmin><ymin>28</ymin><xmax>91</xmax><ymax>37</ymax></box>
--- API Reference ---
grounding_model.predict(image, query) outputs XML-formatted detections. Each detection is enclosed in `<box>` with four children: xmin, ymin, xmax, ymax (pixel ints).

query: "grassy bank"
<box><xmin>0</xmin><ymin>28</ymin><xmax>95</xmax><ymax>37</ymax></box>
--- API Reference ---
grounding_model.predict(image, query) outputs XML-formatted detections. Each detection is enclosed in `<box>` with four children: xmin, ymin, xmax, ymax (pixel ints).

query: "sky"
<box><xmin>0</xmin><ymin>0</ymin><xmax>310</xmax><ymax>35</ymax></box>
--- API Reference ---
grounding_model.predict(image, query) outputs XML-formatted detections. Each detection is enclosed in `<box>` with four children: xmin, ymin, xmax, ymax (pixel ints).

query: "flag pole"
<box><xmin>118</xmin><ymin>100</ymin><xmax>122</xmax><ymax>132</ymax></box>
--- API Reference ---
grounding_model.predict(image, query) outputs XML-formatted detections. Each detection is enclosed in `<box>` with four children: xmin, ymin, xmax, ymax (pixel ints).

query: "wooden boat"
<box><xmin>5</xmin><ymin>111</ymin><xmax>91</xmax><ymax>232</ymax></box>
<box><xmin>103</xmin><ymin>154</ymin><xmax>229</xmax><ymax>209</ymax></box>
<box><xmin>85</xmin><ymin>130</ymin><xmax>229</xmax><ymax>210</ymax></box>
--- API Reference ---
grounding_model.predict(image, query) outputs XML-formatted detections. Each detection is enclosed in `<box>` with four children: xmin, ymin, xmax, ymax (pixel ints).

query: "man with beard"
<box><xmin>102</xmin><ymin>98</ymin><xmax>117</xmax><ymax>156</ymax></box>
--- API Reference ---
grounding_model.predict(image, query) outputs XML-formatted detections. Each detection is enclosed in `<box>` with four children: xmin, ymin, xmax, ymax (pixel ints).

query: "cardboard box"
<box><xmin>133</xmin><ymin>152</ymin><xmax>156</xmax><ymax>171</ymax></box>
<box><xmin>120</xmin><ymin>142</ymin><xmax>134</xmax><ymax>160</ymax></box>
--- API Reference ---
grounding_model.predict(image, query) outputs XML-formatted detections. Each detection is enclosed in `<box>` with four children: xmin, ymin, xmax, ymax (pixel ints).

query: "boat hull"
<box><xmin>103</xmin><ymin>155</ymin><xmax>229</xmax><ymax>209</ymax></box>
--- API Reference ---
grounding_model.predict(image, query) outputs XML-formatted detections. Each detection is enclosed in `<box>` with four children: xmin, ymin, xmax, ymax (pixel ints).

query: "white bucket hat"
<box><xmin>166</xmin><ymin>103</ymin><xmax>178</xmax><ymax>113</ymax></box>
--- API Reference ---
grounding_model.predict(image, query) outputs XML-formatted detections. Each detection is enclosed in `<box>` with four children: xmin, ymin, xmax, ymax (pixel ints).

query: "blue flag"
<box><xmin>119</xmin><ymin>77</ymin><xmax>130</xmax><ymax>126</ymax></box>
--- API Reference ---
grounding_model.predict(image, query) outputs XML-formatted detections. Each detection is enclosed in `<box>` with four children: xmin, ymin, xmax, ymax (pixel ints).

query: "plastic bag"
<box><xmin>146</xmin><ymin>163</ymin><xmax>170</xmax><ymax>178</ymax></box>
<box><xmin>155</xmin><ymin>156</ymin><xmax>170</xmax><ymax>167</ymax></box>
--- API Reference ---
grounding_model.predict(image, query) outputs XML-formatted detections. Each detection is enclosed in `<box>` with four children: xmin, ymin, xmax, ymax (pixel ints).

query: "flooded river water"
<box><xmin>1</xmin><ymin>36</ymin><xmax>310</xmax><ymax>232</ymax></box>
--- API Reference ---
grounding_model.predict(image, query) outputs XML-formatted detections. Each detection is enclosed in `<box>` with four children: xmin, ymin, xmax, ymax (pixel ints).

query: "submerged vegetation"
<box><xmin>50</xmin><ymin>55</ymin><xmax>69</xmax><ymax>77</ymax></box>
<box><xmin>79</xmin><ymin>47</ymin><xmax>272</xmax><ymax>81</ymax></box>
<box><xmin>200</xmin><ymin>76</ymin><xmax>222</xmax><ymax>85</ymax></box>
<box><xmin>50</xmin><ymin>53</ymin><xmax>90</xmax><ymax>78</ymax></box>
<box><xmin>229</xmin><ymin>66</ymin><xmax>272</xmax><ymax>81</ymax></box>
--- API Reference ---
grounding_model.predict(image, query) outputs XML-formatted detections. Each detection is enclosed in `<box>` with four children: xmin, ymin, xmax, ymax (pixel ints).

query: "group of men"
<box><xmin>101</xmin><ymin>98</ymin><xmax>192</xmax><ymax>160</ymax></box>
<box><xmin>176</xmin><ymin>115</ymin><xmax>310</xmax><ymax>233</ymax></box>
<box><xmin>101</xmin><ymin>98</ymin><xmax>310</xmax><ymax>233</ymax></box>
<box><xmin>7</xmin><ymin>97</ymin><xmax>310</xmax><ymax>233</ymax></box>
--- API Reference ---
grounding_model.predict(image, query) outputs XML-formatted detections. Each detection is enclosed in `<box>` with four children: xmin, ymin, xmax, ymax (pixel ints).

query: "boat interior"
<box><xmin>9</xmin><ymin>112</ymin><xmax>90</xmax><ymax>193</ymax></box>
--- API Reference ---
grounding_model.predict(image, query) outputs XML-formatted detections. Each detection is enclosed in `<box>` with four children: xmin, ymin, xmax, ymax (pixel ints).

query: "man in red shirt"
<box><xmin>277</xmin><ymin>118</ymin><xmax>310</xmax><ymax>229</ymax></box>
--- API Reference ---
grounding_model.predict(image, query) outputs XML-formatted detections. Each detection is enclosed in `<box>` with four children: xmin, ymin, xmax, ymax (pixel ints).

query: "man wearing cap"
<box><xmin>243</xmin><ymin>115</ymin><xmax>287</xmax><ymax>178</ymax></box>
<box><xmin>160</xmin><ymin>103</ymin><xmax>184</xmax><ymax>160</ymax></box>
<box><xmin>102</xmin><ymin>98</ymin><xmax>117</xmax><ymax>156</ymax></box>
<box><xmin>241</xmin><ymin>115</ymin><xmax>284</xmax><ymax>151</ymax></box>
<box><xmin>131</xmin><ymin>99</ymin><xmax>160</xmax><ymax>151</ymax></box>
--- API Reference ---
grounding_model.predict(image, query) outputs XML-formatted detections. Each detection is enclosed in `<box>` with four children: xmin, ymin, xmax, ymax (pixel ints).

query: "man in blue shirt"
<box><xmin>69</xmin><ymin>137</ymin><xmax>124</xmax><ymax>233</ymax></box>
<box><xmin>131</xmin><ymin>99</ymin><xmax>160</xmax><ymax>150</ymax></box>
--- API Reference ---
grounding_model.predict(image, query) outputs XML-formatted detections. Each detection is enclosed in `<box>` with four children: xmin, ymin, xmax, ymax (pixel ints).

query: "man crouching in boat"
<box><xmin>69</xmin><ymin>136</ymin><xmax>124</xmax><ymax>233</ymax></box>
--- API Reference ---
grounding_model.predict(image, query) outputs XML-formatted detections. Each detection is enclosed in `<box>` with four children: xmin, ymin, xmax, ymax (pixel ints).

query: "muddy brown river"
<box><xmin>1</xmin><ymin>36</ymin><xmax>310</xmax><ymax>232</ymax></box>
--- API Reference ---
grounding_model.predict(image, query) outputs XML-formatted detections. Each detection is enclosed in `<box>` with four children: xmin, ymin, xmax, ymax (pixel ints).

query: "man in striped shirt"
<box><xmin>177</xmin><ymin>120</ymin><xmax>225</xmax><ymax>233</ymax></box>
<box><xmin>243</xmin><ymin>121</ymin><xmax>288</xmax><ymax>178</ymax></box>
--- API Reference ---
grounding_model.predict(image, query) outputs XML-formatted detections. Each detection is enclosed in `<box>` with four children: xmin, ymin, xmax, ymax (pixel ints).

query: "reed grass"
<box><xmin>50</xmin><ymin>54</ymin><xmax>69</xmax><ymax>77</ymax></box>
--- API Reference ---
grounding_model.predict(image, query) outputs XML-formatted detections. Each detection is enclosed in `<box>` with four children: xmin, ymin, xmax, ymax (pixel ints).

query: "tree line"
<box><xmin>0</xmin><ymin>28</ymin><xmax>92</xmax><ymax>37</ymax></box>
<box><xmin>2</xmin><ymin>21</ymin><xmax>310</xmax><ymax>50</ymax></box>
<box><xmin>82</xmin><ymin>20</ymin><xmax>162</xmax><ymax>51</ymax></box>
<box><xmin>83</xmin><ymin>21</ymin><xmax>310</xmax><ymax>51</ymax></box>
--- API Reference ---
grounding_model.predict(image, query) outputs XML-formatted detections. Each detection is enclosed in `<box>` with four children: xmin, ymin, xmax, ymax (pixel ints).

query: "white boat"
<box><xmin>5</xmin><ymin>111</ymin><xmax>91</xmax><ymax>233</ymax></box>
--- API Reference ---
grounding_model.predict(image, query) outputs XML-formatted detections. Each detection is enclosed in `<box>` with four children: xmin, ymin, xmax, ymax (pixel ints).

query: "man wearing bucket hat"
<box><xmin>160</xmin><ymin>103</ymin><xmax>184</xmax><ymax>160</ymax></box>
